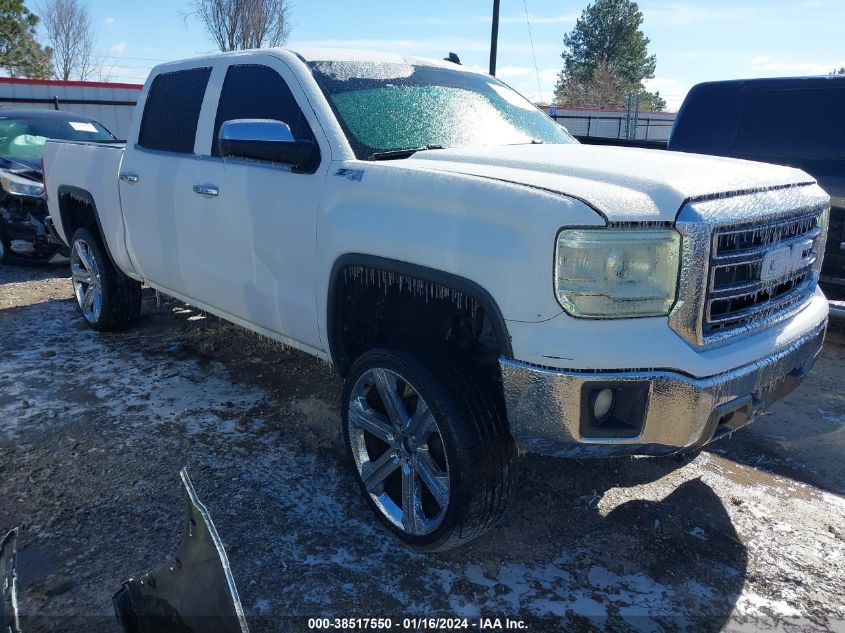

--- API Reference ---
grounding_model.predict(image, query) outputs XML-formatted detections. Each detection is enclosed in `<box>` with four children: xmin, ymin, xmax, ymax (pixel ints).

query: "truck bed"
<box><xmin>43</xmin><ymin>139</ymin><xmax>136</xmax><ymax>276</ymax></box>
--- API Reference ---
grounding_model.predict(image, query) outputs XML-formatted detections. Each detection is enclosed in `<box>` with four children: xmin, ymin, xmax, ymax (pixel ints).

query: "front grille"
<box><xmin>704</xmin><ymin>213</ymin><xmax>821</xmax><ymax>336</ymax></box>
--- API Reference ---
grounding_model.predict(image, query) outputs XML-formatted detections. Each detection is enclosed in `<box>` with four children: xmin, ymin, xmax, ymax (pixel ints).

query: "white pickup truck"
<box><xmin>43</xmin><ymin>49</ymin><xmax>830</xmax><ymax>551</ymax></box>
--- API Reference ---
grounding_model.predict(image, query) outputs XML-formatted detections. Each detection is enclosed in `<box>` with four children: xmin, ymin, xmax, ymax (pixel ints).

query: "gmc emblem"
<box><xmin>760</xmin><ymin>239</ymin><xmax>814</xmax><ymax>282</ymax></box>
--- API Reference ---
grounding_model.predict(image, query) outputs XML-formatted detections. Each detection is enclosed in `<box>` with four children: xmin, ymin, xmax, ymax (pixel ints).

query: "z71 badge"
<box><xmin>335</xmin><ymin>168</ymin><xmax>364</xmax><ymax>182</ymax></box>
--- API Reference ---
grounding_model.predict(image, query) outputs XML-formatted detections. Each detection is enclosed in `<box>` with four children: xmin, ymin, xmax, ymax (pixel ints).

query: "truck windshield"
<box><xmin>0</xmin><ymin>115</ymin><xmax>115</xmax><ymax>161</ymax></box>
<box><xmin>308</xmin><ymin>61</ymin><xmax>574</xmax><ymax>159</ymax></box>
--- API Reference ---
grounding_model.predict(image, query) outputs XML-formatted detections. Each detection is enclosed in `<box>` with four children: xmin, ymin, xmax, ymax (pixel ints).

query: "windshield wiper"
<box><xmin>368</xmin><ymin>145</ymin><xmax>445</xmax><ymax>161</ymax></box>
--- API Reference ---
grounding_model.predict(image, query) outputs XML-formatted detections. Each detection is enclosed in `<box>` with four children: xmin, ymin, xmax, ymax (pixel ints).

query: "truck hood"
<box><xmin>405</xmin><ymin>144</ymin><xmax>816</xmax><ymax>222</ymax></box>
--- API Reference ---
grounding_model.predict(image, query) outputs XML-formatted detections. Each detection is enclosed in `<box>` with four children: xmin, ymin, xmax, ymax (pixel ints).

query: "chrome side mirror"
<box><xmin>217</xmin><ymin>119</ymin><xmax>317</xmax><ymax>171</ymax></box>
<box><xmin>220</xmin><ymin>119</ymin><xmax>295</xmax><ymax>143</ymax></box>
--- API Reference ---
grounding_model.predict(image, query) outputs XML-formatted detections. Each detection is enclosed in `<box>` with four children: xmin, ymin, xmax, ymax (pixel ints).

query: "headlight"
<box><xmin>555</xmin><ymin>228</ymin><xmax>681</xmax><ymax>318</ymax></box>
<box><xmin>0</xmin><ymin>171</ymin><xmax>45</xmax><ymax>198</ymax></box>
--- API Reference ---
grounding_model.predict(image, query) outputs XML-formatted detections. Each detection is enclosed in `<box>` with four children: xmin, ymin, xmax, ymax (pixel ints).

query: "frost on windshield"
<box><xmin>487</xmin><ymin>82</ymin><xmax>537</xmax><ymax>111</ymax></box>
<box><xmin>309</xmin><ymin>61</ymin><xmax>574</xmax><ymax>158</ymax></box>
<box><xmin>311</xmin><ymin>61</ymin><xmax>414</xmax><ymax>82</ymax></box>
<box><xmin>331</xmin><ymin>86</ymin><xmax>533</xmax><ymax>152</ymax></box>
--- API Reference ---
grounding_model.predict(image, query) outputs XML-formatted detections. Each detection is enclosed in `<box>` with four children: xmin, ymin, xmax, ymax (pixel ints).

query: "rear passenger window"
<box><xmin>733</xmin><ymin>88</ymin><xmax>845</xmax><ymax>160</ymax></box>
<box><xmin>212</xmin><ymin>64</ymin><xmax>316</xmax><ymax>156</ymax></box>
<box><xmin>138</xmin><ymin>67</ymin><xmax>211</xmax><ymax>154</ymax></box>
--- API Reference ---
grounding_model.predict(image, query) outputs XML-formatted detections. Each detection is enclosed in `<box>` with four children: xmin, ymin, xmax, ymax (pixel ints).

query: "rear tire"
<box><xmin>70</xmin><ymin>227</ymin><xmax>142</xmax><ymax>331</ymax></box>
<box><xmin>342</xmin><ymin>348</ymin><xmax>518</xmax><ymax>551</ymax></box>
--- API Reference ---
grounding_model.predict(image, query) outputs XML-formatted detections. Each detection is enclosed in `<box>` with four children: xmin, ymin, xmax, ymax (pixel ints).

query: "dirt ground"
<box><xmin>1</xmin><ymin>263</ymin><xmax>844</xmax><ymax>633</ymax></box>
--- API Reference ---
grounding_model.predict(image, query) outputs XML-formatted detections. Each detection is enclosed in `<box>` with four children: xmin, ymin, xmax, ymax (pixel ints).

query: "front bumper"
<box><xmin>500</xmin><ymin>320</ymin><xmax>827</xmax><ymax>457</ymax></box>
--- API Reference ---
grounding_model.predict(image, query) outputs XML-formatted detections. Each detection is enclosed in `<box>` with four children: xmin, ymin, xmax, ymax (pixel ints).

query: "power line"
<box><xmin>522</xmin><ymin>0</ymin><xmax>544</xmax><ymax>102</ymax></box>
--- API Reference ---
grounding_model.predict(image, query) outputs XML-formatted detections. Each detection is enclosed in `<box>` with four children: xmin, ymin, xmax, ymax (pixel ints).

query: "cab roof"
<box><xmin>292</xmin><ymin>47</ymin><xmax>475</xmax><ymax>70</ymax></box>
<box><xmin>152</xmin><ymin>47</ymin><xmax>480</xmax><ymax>75</ymax></box>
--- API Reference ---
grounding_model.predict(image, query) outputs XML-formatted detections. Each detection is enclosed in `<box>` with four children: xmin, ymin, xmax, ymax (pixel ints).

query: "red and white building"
<box><xmin>0</xmin><ymin>77</ymin><xmax>143</xmax><ymax>139</ymax></box>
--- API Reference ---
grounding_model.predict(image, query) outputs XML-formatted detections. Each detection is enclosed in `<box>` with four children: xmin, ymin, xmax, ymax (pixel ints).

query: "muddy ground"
<box><xmin>1</xmin><ymin>263</ymin><xmax>844</xmax><ymax>633</ymax></box>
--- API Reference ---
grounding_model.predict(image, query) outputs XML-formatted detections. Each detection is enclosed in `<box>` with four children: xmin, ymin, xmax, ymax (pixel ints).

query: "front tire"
<box><xmin>70</xmin><ymin>227</ymin><xmax>142</xmax><ymax>331</ymax></box>
<box><xmin>342</xmin><ymin>348</ymin><xmax>518</xmax><ymax>551</ymax></box>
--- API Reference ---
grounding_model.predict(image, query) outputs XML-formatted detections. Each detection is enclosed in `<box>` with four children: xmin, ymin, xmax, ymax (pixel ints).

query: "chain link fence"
<box><xmin>547</xmin><ymin>107</ymin><xmax>677</xmax><ymax>143</ymax></box>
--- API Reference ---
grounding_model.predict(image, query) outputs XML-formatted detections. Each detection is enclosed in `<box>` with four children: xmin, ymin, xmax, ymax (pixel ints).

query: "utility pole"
<box><xmin>489</xmin><ymin>0</ymin><xmax>500</xmax><ymax>76</ymax></box>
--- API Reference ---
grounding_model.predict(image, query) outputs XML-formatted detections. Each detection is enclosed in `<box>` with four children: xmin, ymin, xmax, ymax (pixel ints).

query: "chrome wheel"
<box><xmin>71</xmin><ymin>238</ymin><xmax>103</xmax><ymax>324</ymax></box>
<box><xmin>347</xmin><ymin>368</ymin><xmax>450</xmax><ymax>536</ymax></box>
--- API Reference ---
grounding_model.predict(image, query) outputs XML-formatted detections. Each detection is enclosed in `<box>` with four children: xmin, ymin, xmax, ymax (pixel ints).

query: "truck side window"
<box><xmin>212</xmin><ymin>64</ymin><xmax>316</xmax><ymax>157</ymax></box>
<box><xmin>732</xmin><ymin>88</ymin><xmax>845</xmax><ymax>160</ymax></box>
<box><xmin>138</xmin><ymin>67</ymin><xmax>211</xmax><ymax>154</ymax></box>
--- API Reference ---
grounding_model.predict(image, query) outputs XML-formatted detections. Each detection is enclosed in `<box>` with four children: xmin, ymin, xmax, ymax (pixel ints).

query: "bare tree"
<box><xmin>555</xmin><ymin>61</ymin><xmax>627</xmax><ymax>110</ymax></box>
<box><xmin>38</xmin><ymin>0</ymin><xmax>97</xmax><ymax>80</ymax></box>
<box><xmin>192</xmin><ymin>0</ymin><xmax>291</xmax><ymax>52</ymax></box>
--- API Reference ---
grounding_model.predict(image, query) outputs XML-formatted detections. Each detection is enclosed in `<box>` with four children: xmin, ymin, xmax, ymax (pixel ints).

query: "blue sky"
<box><xmin>33</xmin><ymin>0</ymin><xmax>845</xmax><ymax>111</ymax></box>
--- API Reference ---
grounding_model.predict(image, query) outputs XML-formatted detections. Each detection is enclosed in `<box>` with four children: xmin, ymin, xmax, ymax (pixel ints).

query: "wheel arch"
<box><xmin>327</xmin><ymin>253</ymin><xmax>513</xmax><ymax>377</ymax></box>
<box><xmin>56</xmin><ymin>185</ymin><xmax>119</xmax><ymax>266</ymax></box>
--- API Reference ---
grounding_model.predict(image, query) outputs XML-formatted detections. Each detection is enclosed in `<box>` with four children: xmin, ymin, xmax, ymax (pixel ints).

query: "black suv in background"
<box><xmin>668</xmin><ymin>75</ymin><xmax>845</xmax><ymax>293</ymax></box>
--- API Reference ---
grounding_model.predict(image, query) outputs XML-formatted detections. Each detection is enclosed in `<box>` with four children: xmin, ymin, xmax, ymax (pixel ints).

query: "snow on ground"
<box><xmin>1</xmin><ymin>266</ymin><xmax>844</xmax><ymax>632</ymax></box>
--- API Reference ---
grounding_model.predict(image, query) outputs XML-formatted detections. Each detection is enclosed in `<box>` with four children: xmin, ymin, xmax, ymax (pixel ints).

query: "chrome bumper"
<box><xmin>499</xmin><ymin>321</ymin><xmax>827</xmax><ymax>457</ymax></box>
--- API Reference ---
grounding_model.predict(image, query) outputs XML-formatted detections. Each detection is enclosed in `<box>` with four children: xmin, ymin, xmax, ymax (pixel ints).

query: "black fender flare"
<box><xmin>56</xmin><ymin>185</ymin><xmax>120</xmax><ymax>268</ymax></box>
<box><xmin>327</xmin><ymin>253</ymin><xmax>513</xmax><ymax>376</ymax></box>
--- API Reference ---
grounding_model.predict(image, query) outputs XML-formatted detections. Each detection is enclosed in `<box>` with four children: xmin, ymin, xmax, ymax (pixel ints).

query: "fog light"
<box><xmin>593</xmin><ymin>388</ymin><xmax>615</xmax><ymax>420</ymax></box>
<box><xmin>580</xmin><ymin>381</ymin><xmax>648</xmax><ymax>439</ymax></box>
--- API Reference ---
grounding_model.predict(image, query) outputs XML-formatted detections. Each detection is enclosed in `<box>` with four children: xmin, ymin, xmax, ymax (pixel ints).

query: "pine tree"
<box><xmin>0</xmin><ymin>0</ymin><xmax>53</xmax><ymax>78</ymax></box>
<box><xmin>555</xmin><ymin>0</ymin><xmax>665</xmax><ymax>111</ymax></box>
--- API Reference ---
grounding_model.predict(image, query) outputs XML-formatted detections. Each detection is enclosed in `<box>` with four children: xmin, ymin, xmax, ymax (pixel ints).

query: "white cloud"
<box><xmin>104</xmin><ymin>16</ymin><xmax>115</xmax><ymax>26</ymax></box>
<box><xmin>644</xmin><ymin>4</ymin><xmax>754</xmax><ymax>25</ymax></box>
<box><xmin>392</xmin><ymin>13</ymin><xmax>577</xmax><ymax>26</ymax></box>
<box><xmin>291</xmin><ymin>38</ymin><xmax>558</xmax><ymax>55</ymax></box>
<box><xmin>500</xmin><ymin>13</ymin><xmax>578</xmax><ymax>25</ymax></box>
<box><xmin>84</xmin><ymin>63</ymin><xmax>149</xmax><ymax>84</ymax></box>
<box><xmin>539</xmin><ymin>68</ymin><xmax>560</xmax><ymax>84</ymax></box>
<box><xmin>496</xmin><ymin>65</ymin><xmax>532</xmax><ymax>78</ymax></box>
<box><xmin>644</xmin><ymin>77</ymin><xmax>678</xmax><ymax>92</ymax></box>
<box><xmin>499</xmin><ymin>68</ymin><xmax>561</xmax><ymax>105</ymax></box>
<box><xmin>110</xmin><ymin>42</ymin><xmax>127</xmax><ymax>55</ymax></box>
<box><xmin>751</xmin><ymin>56</ymin><xmax>845</xmax><ymax>75</ymax></box>
<box><xmin>392</xmin><ymin>17</ymin><xmax>477</xmax><ymax>26</ymax></box>
<box><xmin>644</xmin><ymin>1</ymin><xmax>843</xmax><ymax>27</ymax></box>
<box><xmin>525</xmin><ymin>91</ymin><xmax>547</xmax><ymax>104</ymax></box>
<box><xmin>644</xmin><ymin>77</ymin><xmax>689</xmax><ymax>112</ymax></box>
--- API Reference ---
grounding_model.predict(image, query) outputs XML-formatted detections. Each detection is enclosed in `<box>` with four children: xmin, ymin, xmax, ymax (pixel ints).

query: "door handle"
<box><xmin>119</xmin><ymin>172</ymin><xmax>139</xmax><ymax>183</ymax></box>
<box><xmin>193</xmin><ymin>184</ymin><xmax>219</xmax><ymax>197</ymax></box>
